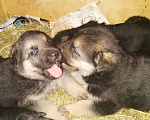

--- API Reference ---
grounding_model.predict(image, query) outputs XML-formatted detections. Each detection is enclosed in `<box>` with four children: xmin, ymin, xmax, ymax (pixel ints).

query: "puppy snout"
<box><xmin>52</xmin><ymin>50</ymin><xmax>59</xmax><ymax>58</ymax></box>
<box><xmin>47</xmin><ymin>50</ymin><xmax>61</xmax><ymax>62</ymax></box>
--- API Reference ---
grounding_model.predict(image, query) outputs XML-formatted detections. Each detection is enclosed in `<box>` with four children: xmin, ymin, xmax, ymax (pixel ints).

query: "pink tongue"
<box><xmin>45</xmin><ymin>64</ymin><xmax>62</xmax><ymax>78</ymax></box>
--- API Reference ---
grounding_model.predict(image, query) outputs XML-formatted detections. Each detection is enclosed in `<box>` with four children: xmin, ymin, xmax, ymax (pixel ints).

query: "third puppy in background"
<box><xmin>53</xmin><ymin>16</ymin><xmax>150</xmax><ymax>54</ymax></box>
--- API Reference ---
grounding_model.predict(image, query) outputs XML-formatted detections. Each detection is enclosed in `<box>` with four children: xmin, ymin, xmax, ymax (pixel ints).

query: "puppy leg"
<box><xmin>34</xmin><ymin>99</ymin><xmax>67</xmax><ymax>120</ymax></box>
<box><xmin>57</xmin><ymin>70</ymin><xmax>88</xmax><ymax>100</ymax></box>
<box><xmin>0</xmin><ymin>107</ymin><xmax>51</xmax><ymax>120</ymax></box>
<box><xmin>59</xmin><ymin>100</ymin><xmax>97</xmax><ymax>117</ymax></box>
<box><xmin>71</xmin><ymin>71</ymin><xmax>87</xmax><ymax>86</ymax></box>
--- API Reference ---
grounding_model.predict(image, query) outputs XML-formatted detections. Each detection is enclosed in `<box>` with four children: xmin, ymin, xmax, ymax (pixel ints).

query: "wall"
<box><xmin>0</xmin><ymin>0</ymin><xmax>149</xmax><ymax>24</ymax></box>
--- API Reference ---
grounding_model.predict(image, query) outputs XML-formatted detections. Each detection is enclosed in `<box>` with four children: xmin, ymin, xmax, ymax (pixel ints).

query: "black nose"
<box><xmin>48</xmin><ymin>50</ymin><xmax>60</xmax><ymax>62</ymax></box>
<box><xmin>52</xmin><ymin>50</ymin><xmax>59</xmax><ymax>58</ymax></box>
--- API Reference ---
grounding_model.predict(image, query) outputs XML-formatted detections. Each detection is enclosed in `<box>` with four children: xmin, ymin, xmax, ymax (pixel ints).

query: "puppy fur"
<box><xmin>53</xmin><ymin>16</ymin><xmax>150</xmax><ymax>54</ymax></box>
<box><xmin>0</xmin><ymin>31</ymin><xmax>87</xmax><ymax>120</ymax></box>
<box><xmin>56</xmin><ymin>25</ymin><xmax>150</xmax><ymax>117</ymax></box>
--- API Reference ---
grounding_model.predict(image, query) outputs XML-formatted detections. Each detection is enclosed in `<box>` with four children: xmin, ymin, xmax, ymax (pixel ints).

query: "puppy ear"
<box><xmin>94</xmin><ymin>51</ymin><xmax>103</xmax><ymax>65</ymax></box>
<box><xmin>9</xmin><ymin>46</ymin><xmax>18</xmax><ymax>65</ymax></box>
<box><xmin>95</xmin><ymin>51</ymin><xmax>117</xmax><ymax>72</ymax></box>
<box><xmin>10</xmin><ymin>46</ymin><xmax>15</xmax><ymax>58</ymax></box>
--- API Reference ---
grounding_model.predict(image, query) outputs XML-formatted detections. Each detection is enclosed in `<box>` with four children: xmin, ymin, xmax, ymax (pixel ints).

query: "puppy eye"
<box><xmin>29</xmin><ymin>50</ymin><xmax>37</xmax><ymax>56</ymax></box>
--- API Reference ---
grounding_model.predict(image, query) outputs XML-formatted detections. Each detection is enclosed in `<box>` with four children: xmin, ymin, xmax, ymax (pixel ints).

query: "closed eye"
<box><xmin>72</xmin><ymin>45</ymin><xmax>80</xmax><ymax>57</ymax></box>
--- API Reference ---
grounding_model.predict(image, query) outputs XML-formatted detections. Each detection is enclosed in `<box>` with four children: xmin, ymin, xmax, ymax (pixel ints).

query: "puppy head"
<box><xmin>11</xmin><ymin>31</ymin><xmax>62</xmax><ymax>80</ymax></box>
<box><xmin>58</xmin><ymin>26</ymin><xmax>123</xmax><ymax>76</ymax></box>
<box><xmin>53</xmin><ymin>21</ymin><xmax>100</xmax><ymax>46</ymax></box>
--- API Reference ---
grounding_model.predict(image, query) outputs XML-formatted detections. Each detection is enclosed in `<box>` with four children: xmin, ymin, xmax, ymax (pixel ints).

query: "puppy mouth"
<box><xmin>44</xmin><ymin>60</ymin><xmax>63</xmax><ymax>79</ymax></box>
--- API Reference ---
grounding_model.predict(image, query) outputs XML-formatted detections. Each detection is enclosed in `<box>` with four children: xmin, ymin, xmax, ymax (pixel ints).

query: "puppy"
<box><xmin>53</xmin><ymin>16</ymin><xmax>150</xmax><ymax>54</ymax></box>
<box><xmin>0</xmin><ymin>31</ymin><xmax>87</xmax><ymax>120</ymax></box>
<box><xmin>57</xmin><ymin>25</ymin><xmax>150</xmax><ymax>117</ymax></box>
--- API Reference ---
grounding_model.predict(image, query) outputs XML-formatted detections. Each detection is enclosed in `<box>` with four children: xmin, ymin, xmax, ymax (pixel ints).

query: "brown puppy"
<box><xmin>0</xmin><ymin>31</ymin><xmax>87</xmax><ymax>120</ymax></box>
<box><xmin>53</xmin><ymin>16</ymin><xmax>150</xmax><ymax>54</ymax></box>
<box><xmin>57</xmin><ymin>26</ymin><xmax>150</xmax><ymax>118</ymax></box>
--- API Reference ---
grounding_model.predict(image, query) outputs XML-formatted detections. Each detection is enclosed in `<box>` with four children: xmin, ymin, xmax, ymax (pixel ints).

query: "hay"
<box><xmin>0</xmin><ymin>20</ymin><xmax>51</xmax><ymax>58</ymax></box>
<box><xmin>0</xmin><ymin>20</ymin><xmax>150</xmax><ymax>120</ymax></box>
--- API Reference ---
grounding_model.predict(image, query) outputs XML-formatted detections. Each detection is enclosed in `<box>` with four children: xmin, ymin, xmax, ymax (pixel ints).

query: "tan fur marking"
<box><xmin>22</xmin><ymin>60</ymin><xmax>47</xmax><ymax>80</ymax></box>
<box><xmin>103</xmin><ymin>52</ymin><xmax>117</xmax><ymax>64</ymax></box>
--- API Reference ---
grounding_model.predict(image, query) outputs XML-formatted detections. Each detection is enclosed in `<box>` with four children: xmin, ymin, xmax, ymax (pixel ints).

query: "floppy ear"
<box><xmin>95</xmin><ymin>51</ymin><xmax>118</xmax><ymax>72</ymax></box>
<box><xmin>94</xmin><ymin>51</ymin><xmax>103</xmax><ymax>65</ymax></box>
<box><xmin>10</xmin><ymin>46</ymin><xmax>15</xmax><ymax>58</ymax></box>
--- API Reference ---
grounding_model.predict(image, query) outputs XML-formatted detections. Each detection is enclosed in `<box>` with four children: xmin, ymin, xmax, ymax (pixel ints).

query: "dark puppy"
<box><xmin>0</xmin><ymin>106</ymin><xmax>49</xmax><ymax>120</ymax></box>
<box><xmin>57</xmin><ymin>26</ymin><xmax>150</xmax><ymax>117</ymax></box>
<box><xmin>0</xmin><ymin>31</ymin><xmax>87</xmax><ymax>120</ymax></box>
<box><xmin>53</xmin><ymin>16</ymin><xmax>150</xmax><ymax>54</ymax></box>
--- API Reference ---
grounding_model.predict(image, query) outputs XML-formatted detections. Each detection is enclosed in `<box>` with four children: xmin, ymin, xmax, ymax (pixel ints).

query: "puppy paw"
<box><xmin>59</xmin><ymin>106</ymin><xmax>70</xmax><ymax>117</ymax></box>
<box><xmin>58</xmin><ymin>106</ymin><xmax>72</xmax><ymax>120</ymax></box>
<box><xmin>58</xmin><ymin>103</ymin><xmax>82</xmax><ymax>118</ymax></box>
<box><xmin>59</xmin><ymin>100</ymin><xmax>94</xmax><ymax>118</ymax></box>
<box><xmin>77</xmin><ymin>93</ymin><xmax>88</xmax><ymax>100</ymax></box>
<box><xmin>16</xmin><ymin>111</ymin><xmax>52</xmax><ymax>120</ymax></box>
<box><xmin>66</xmin><ymin>85</ymin><xmax>88</xmax><ymax>100</ymax></box>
